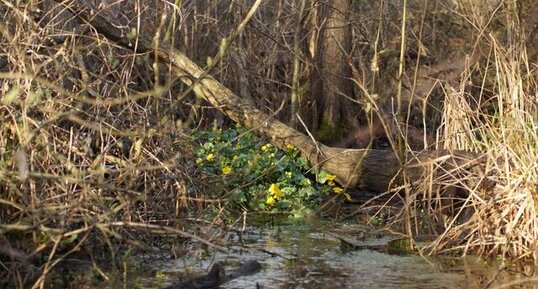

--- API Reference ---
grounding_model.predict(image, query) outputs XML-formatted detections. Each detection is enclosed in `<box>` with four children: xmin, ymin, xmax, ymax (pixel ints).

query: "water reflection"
<box><xmin>149</xmin><ymin>219</ymin><xmax>535</xmax><ymax>289</ymax></box>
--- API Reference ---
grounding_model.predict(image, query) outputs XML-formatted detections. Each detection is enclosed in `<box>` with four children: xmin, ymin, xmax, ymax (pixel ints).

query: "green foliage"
<box><xmin>315</xmin><ymin>116</ymin><xmax>347</xmax><ymax>142</ymax></box>
<box><xmin>192</xmin><ymin>125</ymin><xmax>342</xmax><ymax>215</ymax></box>
<box><xmin>387</xmin><ymin>237</ymin><xmax>413</xmax><ymax>255</ymax></box>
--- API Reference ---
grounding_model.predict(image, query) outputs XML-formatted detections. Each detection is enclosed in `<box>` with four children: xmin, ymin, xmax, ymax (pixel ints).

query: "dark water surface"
<box><xmin>47</xmin><ymin>220</ymin><xmax>538</xmax><ymax>289</ymax></box>
<box><xmin>133</xmin><ymin>219</ymin><xmax>536</xmax><ymax>289</ymax></box>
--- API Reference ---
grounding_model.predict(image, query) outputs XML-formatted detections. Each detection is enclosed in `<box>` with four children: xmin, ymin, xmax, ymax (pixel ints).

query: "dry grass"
<box><xmin>380</xmin><ymin>0</ymin><xmax>538</xmax><ymax>261</ymax></box>
<box><xmin>0</xmin><ymin>1</ymin><xmax>233</xmax><ymax>288</ymax></box>
<box><xmin>424</xmin><ymin>33</ymin><xmax>538</xmax><ymax>259</ymax></box>
<box><xmin>0</xmin><ymin>0</ymin><xmax>537</xmax><ymax>288</ymax></box>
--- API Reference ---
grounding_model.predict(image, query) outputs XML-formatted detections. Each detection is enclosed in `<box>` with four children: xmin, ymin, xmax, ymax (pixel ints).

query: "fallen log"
<box><xmin>55</xmin><ymin>0</ymin><xmax>485</xmax><ymax>193</ymax></box>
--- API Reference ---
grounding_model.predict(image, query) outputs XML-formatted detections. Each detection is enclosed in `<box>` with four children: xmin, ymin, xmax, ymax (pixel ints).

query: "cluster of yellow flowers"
<box><xmin>202</xmin><ymin>152</ymin><xmax>236</xmax><ymax>175</ymax></box>
<box><xmin>202</xmin><ymin>142</ymin><xmax>351</xmax><ymax>208</ymax></box>
<box><xmin>265</xmin><ymin>183</ymin><xmax>283</xmax><ymax>206</ymax></box>
<box><xmin>325</xmin><ymin>174</ymin><xmax>352</xmax><ymax>201</ymax></box>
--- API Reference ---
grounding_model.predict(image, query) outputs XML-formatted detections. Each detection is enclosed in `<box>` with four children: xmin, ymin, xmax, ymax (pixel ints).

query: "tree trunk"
<box><xmin>309</xmin><ymin>0</ymin><xmax>355</xmax><ymax>140</ymax></box>
<box><xmin>55</xmin><ymin>0</ymin><xmax>485</xmax><ymax>193</ymax></box>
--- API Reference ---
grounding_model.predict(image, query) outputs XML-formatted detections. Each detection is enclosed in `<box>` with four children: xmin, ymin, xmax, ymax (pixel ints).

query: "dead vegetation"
<box><xmin>0</xmin><ymin>0</ymin><xmax>537</xmax><ymax>288</ymax></box>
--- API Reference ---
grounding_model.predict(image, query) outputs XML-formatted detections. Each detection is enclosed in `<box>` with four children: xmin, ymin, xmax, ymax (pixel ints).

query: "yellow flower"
<box><xmin>222</xmin><ymin>166</ymin><xmax>232</xmax><ymax>175</ymax></box>
<box><xmin>206</xmin><ymin>153</ymin><xmax>215</xmax><ymax>161</ymax></box>
<box><xmin>285</xmin><ymin>171</ymin><xmax>292</xmax><ymax>178</ymax></box>
<box><xmin>326</xmin><ymin>174</ymin><xmax>337</xmax><ymax>181</ymax></box>
<box><xmin>232</xmin><ymin>155</ymin><xmax>238</xmax><ymax>161</ymax></box>
<box><xmin>268</xmin><ymin>183</ymin><xmax>282</xmax><ymax>199</ymax></box>
<box><xmin>286</xmin><ymin>144</ymin><xmax>295</xmax><ymax>150</ymax></box>
<box><xmin>328</xmin><ymin>180</ymin><xmax>335</xmax><ymax>186</ymax></box>
<box><xmin>266</xmin><ymin>196</ymin><xmax>276</xmax><ymax>206</ymax></box>
<box><xmin>333</xmin><ymin>187</ymin><xmax>351</xmax><ymax>201</ymax></box>
<box><xmin>261</xmin><ymin>144</ymin><xmax>271</xmax><ymax>151</ymax></box>
<box><xmin>333</xmin><ymin>187</ymin><xmax>344</xmax><ymax>193</ymax></box>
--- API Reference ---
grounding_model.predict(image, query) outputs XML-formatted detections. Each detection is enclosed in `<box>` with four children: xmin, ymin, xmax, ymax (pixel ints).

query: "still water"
<box><xmin>136</xmin><ymin>219</ymin><xmax>536</xmax><ymax>289</ymax></box>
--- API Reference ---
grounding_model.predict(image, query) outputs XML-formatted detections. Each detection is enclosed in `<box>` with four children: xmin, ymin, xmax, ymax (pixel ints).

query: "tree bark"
<box><xmin>309</xmin><ymin>0</ymin><xmax>354</xmax><ymax>140</ymax></box>
<box><xmin>55</xmin><ymin>0</ymin><xmax>485</xmax><ymax>193</ymax></box>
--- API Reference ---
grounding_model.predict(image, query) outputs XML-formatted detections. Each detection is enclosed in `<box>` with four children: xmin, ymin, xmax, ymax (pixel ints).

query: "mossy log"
<box><xmin>57</xmin><ymin>0</ymin><xmax>485</xmax><ymax>193</ymax></box>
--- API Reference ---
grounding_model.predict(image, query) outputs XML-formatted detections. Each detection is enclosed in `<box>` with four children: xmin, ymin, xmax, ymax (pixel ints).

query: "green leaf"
<box><xmin>62</xmin><ymin>233</ymin><xmax>78</xmax><ymax>246</ymax></box>
<box><xmin>276</xmin><ymin>199</ymin><xmax>291</xmax><ymax>209</ymax></box>
<box><xmin>298</xmin><ymin>187</ymin><xmax>317</xmax><ymax>197</ymax></box>
<box><xmin>317</xmin><ymin>171</ymin><xmax>327</xmax><ymax>183</ymax></box>
<box><xmin>299</xmin><ymin>178</ymin><xmax>311</xmax><ymax>187</ymax></box>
